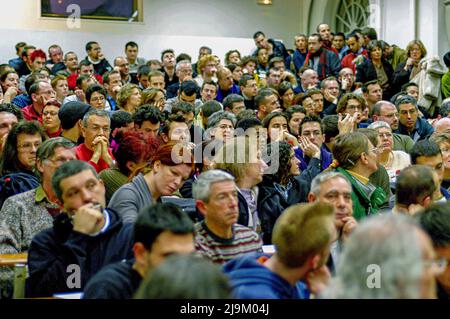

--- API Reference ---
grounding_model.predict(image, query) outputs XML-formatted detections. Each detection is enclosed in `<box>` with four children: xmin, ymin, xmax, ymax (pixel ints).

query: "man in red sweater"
<box><xmin>75</xmin><ymin>109</ymin><xmax>114</xmax><ymax>173</ymax></box>
<box><xmin>22</xmin><ymin>81</ymin><xmax>56</xmax><ymax>123</ymax></box>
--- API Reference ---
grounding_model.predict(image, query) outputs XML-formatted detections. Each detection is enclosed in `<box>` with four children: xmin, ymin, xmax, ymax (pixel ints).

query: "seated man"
<box><xmin>59</xmin><ymin>101</ymin><xmax>92</xmax><ymax>144</ymax></box>
<box><xmin>165</xmin><ymin>80</ymin><xmax>201</xmax><ymax>114</ymax></box>
<box><xmin>0</xmin><ymin>137</ymin><xmax>75</xmax><ymax>298</ymax></box>
<box><xmin>417</xmin><ymin>202</ymin><xmax>450</xmax><ymax>299</ymax></box>
<box><xmin>371</xmin><ymin>100</ymin><xmax>415</xmax><ymax>153</ymax></box>
<box><xmin>193</xmin><ymin>170</ymin><xmax>263</xmax><ymax>264</ymax></box>
<box><xmin>410</xmin><ymin>139</ymin><xmax>450</xmax><ymax>201</ymax></box>
<box><xmin>82</xmin><ymin>203</ymin><xmax>195</xmax><ymax>299</ymax></box>
<box><xmin>308</xmin><ymin>171</ymin><xmax>357</xmax><ymax>273</ymax></box>
<box><xmin>132</xmin><ymin>104</ymin><xmax>163</xmax><ymax>139</ymax></box>
<box><xmin>325</xmin><ymin>213</ymin><xmax>439</xmax><ymax>299</ymax></box>
<box><xmin>393</xmin><ymin>165</ymin><xmax>436</xmax><ymax>215</ymax></box>
<box><xmin>26</xmin><ymin>160</ymin><xmax>134</xmax><ymax>297</ymax></box>
<box><xmin>75</xmin><ymin>109</ymin><xmax>114</xmax><ymax>173</ymax></box>
<box><xmin>295</xmin><ymin>116</ymin><xmax>333</xmax><ymax>174</ymax></box>
<box><xmin>223</xmin><ymin>201</ymin><xmax>336</xmax><ymax>299</ymax></box>
<box><xmin>395</xmin><ymin>95</ymin><xmax>434</xmax><ymax>142</ymax></box>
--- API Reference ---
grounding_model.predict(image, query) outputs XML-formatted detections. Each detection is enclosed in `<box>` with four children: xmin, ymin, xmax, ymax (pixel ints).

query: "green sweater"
<box><xmin>336</xmin><ymin>168</ymin><xmax>386</xmax><ymax>220</ymax></box>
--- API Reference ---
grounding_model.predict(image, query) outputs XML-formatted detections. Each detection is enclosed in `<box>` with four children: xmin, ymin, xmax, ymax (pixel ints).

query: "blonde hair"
<box><xmin>197</xmin><ymin>54</ymin><xmax>216</xmax><ymax>75</ymax></box>
<box><xmin>117</xmin><ymin>83</ymin><xmax>140</xmax><ymax>109</ymax></box>
<box><xmin>273</xmin><ymin>202</ymin><xmax>334</xmax><ymax>268</ymax></box>
<box><xmin>213</xmin><ymin>136</ymin><xmax>259</xmax><ymax>183</ymax></box>
<box><xmin>406</xmin><ymin>40</ymin><xmax>427</xmax><ymax>58</ymax></box>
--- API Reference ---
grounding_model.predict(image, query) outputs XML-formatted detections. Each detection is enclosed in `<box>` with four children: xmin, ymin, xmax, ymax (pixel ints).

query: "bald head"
<box><xmin>434</xmin><ymin>117</ymin><xmax>450</xmax><ymax>134</ymax></box>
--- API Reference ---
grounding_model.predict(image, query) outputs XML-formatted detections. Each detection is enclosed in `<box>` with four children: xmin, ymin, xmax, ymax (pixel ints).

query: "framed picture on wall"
<box><xmin>41</xmin><ymin>0</ymin><xmax>143</xmax><ymax>22</ymax></box>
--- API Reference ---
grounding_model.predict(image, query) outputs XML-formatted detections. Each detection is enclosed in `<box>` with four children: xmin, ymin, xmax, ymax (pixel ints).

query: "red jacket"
<box><xmin>22</xmin><ymin>104</ymin><xmax>42</xmax><ymax>123</ymax></box>
<box><xmin>341</xmin><ymin>49</ymin><xmax>369</xmax><ymax>74</ymax></box>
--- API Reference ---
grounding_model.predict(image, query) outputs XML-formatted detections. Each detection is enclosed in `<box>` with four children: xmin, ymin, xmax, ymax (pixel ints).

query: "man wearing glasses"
<box><xmin>75</xmin><ymin>109</ymin><xmax>114</xmax><ymax>173</ymax></box>
<box><xmin>0</xmin><ymin>137</ymin><xmax>76</xmax><ymax>298</ymax></box>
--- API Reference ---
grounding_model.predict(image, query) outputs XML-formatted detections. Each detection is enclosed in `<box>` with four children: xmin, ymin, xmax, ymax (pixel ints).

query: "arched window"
<box><xmin>335</xmin><ymin>0</ymin><xmax>370</xmax><ymax>33</ymax></box>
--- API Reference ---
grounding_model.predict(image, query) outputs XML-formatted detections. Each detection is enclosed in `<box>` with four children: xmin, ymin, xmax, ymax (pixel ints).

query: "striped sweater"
<box><xmin>194</xmin><ymin>221</ymin><xmax>263</xmax><ymax>265</ymax></box>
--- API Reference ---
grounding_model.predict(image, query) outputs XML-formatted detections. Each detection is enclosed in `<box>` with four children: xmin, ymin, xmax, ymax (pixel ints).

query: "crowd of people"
<box><xmin>0</xmin><ymin>23</ymin><xmax>449</xmax><ymax>299</ymax></box>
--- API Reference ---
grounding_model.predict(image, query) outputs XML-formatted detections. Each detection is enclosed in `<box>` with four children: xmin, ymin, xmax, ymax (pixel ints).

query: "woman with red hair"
<box><xmin>108</xmin><ymin>140</ymin><xmax>194</xmax><ymax>223</ymax></box>
<box><xmin>99</xmin><ymin>128</ymin><xmax>161</xmax><ymax>202</ymax></box>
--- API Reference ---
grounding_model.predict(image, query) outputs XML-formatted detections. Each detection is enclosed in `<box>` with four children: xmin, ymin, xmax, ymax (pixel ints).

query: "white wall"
<box><xmin>0</xmin><ymin>0</ymin><xmax>303</xmax><ymax>63</ymax></box>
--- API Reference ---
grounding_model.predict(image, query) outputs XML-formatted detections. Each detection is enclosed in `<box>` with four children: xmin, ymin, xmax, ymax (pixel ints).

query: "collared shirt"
<box><xmin>347</xmin><ymin>170</ymin><xmax>370</xmax><ymax>185</ymax></box>
<box><xmin>34</xmin><ymin>185</ymin><xmax>61</xmax><ymax>218</ymax></box>
<box><xmin>22</xmin><ymin>104</ymin><xmax>42</xmax><ymax>123</ymax></box>
<box><xmin>128</xmin><ymin>57</ymin><xmax>146</xmax><ymax>74</ymax></box>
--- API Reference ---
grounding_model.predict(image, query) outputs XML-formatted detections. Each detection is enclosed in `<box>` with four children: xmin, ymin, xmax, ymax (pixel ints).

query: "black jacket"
<box><xmin>83</xmin><ymin>57</ymin><xmax>113</xmax><ymax>76</ymax></box>
<box><xmin>26</xmin><ymin>208</ymin><xmax>134</xmax><ymax>297</ymax></box>
<box><xmin>356</xmin><ymin>58</ymin><xmax>394</xmax><ymax>100</ymax></box>
<box><xmin>82</xmin><ymin>259</ymin><xmax>142</xmax><ymax>299</ymax></box>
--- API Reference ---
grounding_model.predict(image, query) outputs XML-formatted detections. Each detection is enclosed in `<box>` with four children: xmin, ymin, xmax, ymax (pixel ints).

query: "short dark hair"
<box><xmin>137</xmin><ymin>65</ymin><xmax>151</xmax><ymax>78</ymax></box>
<box><xmin>134</xmin><ymin>253</ymin><xmax>231</xmax><ymax>299</ymax></box>
<box><xmin>321</xmin><ymin>115</ymin><xmax>339</xmax><ymax>142</ymax></box>
<box><xmin>300</xmin><ymin>116</ymin><xmax>322</xmax><ymax>134</ymax></box>
<box><xmin>134</xmin><ymin>203</ymin><xmax>194</xmax><ymax>249</ymax></box>
<box><xmin>172</xmin><ymin>101</ymin><xmax>195</xmax><ymax>115</ymax></box>
<box><xmin>85</xmin><ymin>84</ymin><xmax>107</xmax><ymax>102</ymax></box>
<box><xmin>125</xmin><ymin>41</ymin><xmax>138</xmax><ymax>50</ymax></box>
<box><xmin>52</xmin><ymin>160</ymin><xmax>98</xmax><ymax>202</ymax></box>
<box><xmin>285</xmin><ymin>105</ymin><xmax>306</xmax><ymax>122</ymax></box>
<box><xmin>253</xmin><ymin>31</ymin><xmax>265</xmax><ymax>39</ymax></box>
<box><xmin>401</xmin><ymin>82</ymin><xmax>418</xmax><ymax>92</ymax></box>
<box><xmin>417</xmin><ymin>202</ymin><xmax>450</xmax><ymax>247</ymax></box>
<box><xmin>361</xmin><ymin>27</ymin><xmax>378</xmax><ymax>40</ymax></box>
<box><xmin>238</xmin><ymin>74</ymin><xmax>255</xmax><ymax>87</ymax></box>
<box><xmin>102</xmin><ymin>70</ymin><xmax>120</xmax><ymax>85</ymax></box>
<box><xmin>159</xmin><ymin>114</ymin><xmax>187</xmax><ymax>136</ymax></box>
<box><xmin>262</xmin><ymin>111</ymin><xmax>287</xmax><ymax>129</ymax></box>
<box><xmin>361</xmin><ymin>80</ymin><xmax>380</xmax><ymax>93</ymax></box>
<box><xmin>201</xmin><ymin>101</ymin><xmax>222</xmax><ymax>118</ymax></box>
<box><xmin>222</xmin><ymin>94</ymin><xmax>244</xmax><ymax>111</ymax></box>
<box><xmin>133</xmin><ymin>105</ymin><xmax>162</xmax><ymax>126</ymax></box>
<box><xmin>410</xmin><ymin>140</ymin><xmax>442</xmax><ymax>164</ymax></box>
<box><xmin>176</xmin><ymin>53</ymin><xmax>192</xmax><ymax>63</ymax></box>
<box><xmin>76</xmin><ymin>74</ymin><xmax>91</xmax><ymax>89</ymax></box>
<box><xmin>235</xmin><ymin>117</ymin><xmax>262</xmax><ymax>132</ymax></box>
<box><xmin>85</xmin><ymin>41</ymin><xmax>98</xmax><ymax>52</ymax></box>
<box><xmin>161</xmin><ymin>49</ymin><xmax>175</xmax><ymax>61</ymax></box>
<box><xmin>179</xmin><ymin>80</ymin><xmax>199</xmax><ymax>97</ymax></box>
<box><xmin>255</xmin><ymin>88</ymin><xmax>276</xmax><ymax>109</ymax></box>
<box><xmin>0</xmin><ymin>103</ymin><xmax>23</xmax><ymax>121</ymax></box>
<box><xmin>201</xmin><ymin>80</ymin><xmax>218</xmax><ymax>92</ymax></box>
<box><xmin>110</xmin><ymin>111</ymin><xmax>133</xmax><ymax>133</ymax></box>
<box><xmin>396</xmin><ymin>165</ymin><xmax>436</xmax><ymax>206</ymax></box>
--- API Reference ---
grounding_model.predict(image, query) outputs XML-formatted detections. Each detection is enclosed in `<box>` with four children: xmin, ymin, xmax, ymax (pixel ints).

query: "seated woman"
<box><xmin>368</xmin><ymin>121</ymin><xmax>411</xmax><ymax>183</ymax></box>
<box><xmin>0</xmin><ymin>121</ymin><xmax>47</xmax><ymax>206</ymax></box>
<box><xmin>329</xmin><ymin>132</ymin><xmax>386</xmax><ymax>220</ymax></box>
<box><xmin>278</xmin><ymin>81</ymin><xmax>295</xmax><ymax>110</ymax></box>
<box><xmin>42</xmin><ymin>100</ymin><xmax>62</xmax><ymax>138</ymax></box>
<box><xmin>141</xmin><ymin>88</ymin><xmax>167</xmax><ymax>118</ymax></box>
<box><xmin>51</xmin><ymin>75</ymin><xmax>69</xmax><ymax>105</ymax></box>
<box><xmin>213</xmin><ymin>136</ymin><xmax>268</xmax><ymax>238</ymax></box>
<box><xmin>0</xmin><ymin>70</ymin><xmax>20</xmax><ymax>104</ymax></box>
<box><xmin>393</xmin><ymin>40</ymin><xmax>427</xmax><ymax>93</ymax></box>
<box><xmin>336</xmin><ymin>93</ymin><xmax>369</xmax><ymax>129</ymax></box>
<box><xmin>117</xmin><ymin>83</ymin><xmax>142</xmax><ymax>113</ymax></box>
<box><xmin>285</xmin><ymin>105</ymin><xmax>306</xmax><ymax>138</ymax></box>
<box><xmin>259</xmin><ymin>141</ymin><xmax>311</xmax><ymax>242</ymax></box>
<box><xmin>108</xmin><ymin>141</ymin><xmax>194</xmax><ymax>224</ymax></box>
<box><xmin>99</xmin><ymin>127</ymin><xmax>161</xmax><ymax>203</ymax></box>
<box><xmin>356</xmin><ymin>40</ymin><xmax>394</xmax><ymax>100</ymax></box>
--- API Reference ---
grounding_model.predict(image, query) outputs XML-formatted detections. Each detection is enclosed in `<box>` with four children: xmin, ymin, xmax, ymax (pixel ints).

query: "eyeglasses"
<box><xmin>424</xmin><ymin>257</ymin><xmax>448</xmax><ymax>275</ymax></box>
<box><xmin>90</xmin><ymin>96</ymin><xmax>105</xmax><ymax>102</ymax></box>
<box><xmin>43</xmin><ymin>111</ymin><xmax>58</xmax><ymax>116</ymax></box>
<box><xmin>18</xmin><ymin>141</ymin><xmax>41</xmax><ymax>151</ymax></box>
